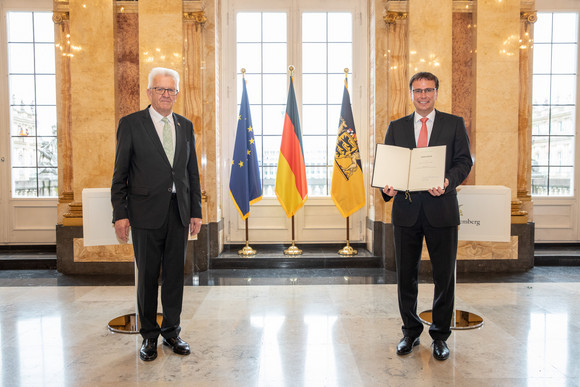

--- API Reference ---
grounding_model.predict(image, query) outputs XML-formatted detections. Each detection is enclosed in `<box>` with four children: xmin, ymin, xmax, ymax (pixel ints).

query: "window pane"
<box><xmin>36</xmin><ymin>75</ymin><xmax>56</xmax><ymax>105</ymax></box>
<box><xmin>38</xmin><ymin>168</ymin><xmax>58</xmax><ymax>197</ymax></box>
<box><xmin>550</xmin><ymin>106</ymin><xmax>575</xmax><ymax>135</ymax></box>
<box><xmin>238</xmin><ymin>74</ymin><xmax>261</xmax><ymax>104</ymax></box>
<box><xmin>328</xmin><ymin>13</ymin><xmax>352</xmax><ymax>42</ymax></box>
<box><xmin>328</xmin><ymin>43</ymin><xmax>352</xmax><ymax>74</ymax></box>
<box><xmin>552</xmin><ymin>14</ymin><xmax>577</xmax><ymax>43</ymax></box>
<box><xmin>328</xmin><ymin>74</ymin><xmax>351</xmax><ymax>104</ymax></box>
<box><xmin>549</xmin><ymin>136</ymin><xmax>575</xmax><ymax>165</ymax></box>
<box><xmin>11</xmin><ymin>106</ymin><xmax>36</xmax><ymax>136</ymax></box>
<box><xmin>248</xmin><ymin>104</ymin><xmax>262</xmax><ymax>135</ymax></box>
<box><xmin>551</xmin><ymin>44</ymin><xmax>577</xmax><ymax>74</ymax></box>
<box><xmin>532</xmin><ymin>136</ymin><xmax>549</xmax><ymax>166</ymax></box>
<box><xmin>12</xmin><ymin>137</ymin><xmax>37</xmax><ymax>167</ymax></box>
<box><xmin>302</xmin><ymin>74</ymin><xmax>326</xmax><ymax>104</ymax></box>
<box><xmin>302</xmin><ymin>13</ymin><xmax>326</xmax><ymax>42</ymax></box>
<box><xmin>34</xmin><ymin>13</ymin><xmax>54</xmax><ymax>43</ymax></box>
<box><xmin>328</xmin><ymin>135</ymin><xmax>337</xmax><ymax>165</ymax></box>
<box><xmin>551</xmin><ymin>74</ymin><xmax>576</xmax><ymax>104</ymax></box>
<box><xmin>303</xmin><ymin>136</ymin><xmax>327</xmax><ymax>165</ymax></box>
<box><xmin>263</xmin><ymin>43</ymin><xmax>287</xmax><ymax>73</ymax></box>
<box><xmin>262</xmin><ymin>136</ymin><xmax>281</xmax><ymax>165</ymax></box>
<box><xmin>262</xmin><ymin>166</ymin><xmax>276</xmax><ymax>197</ymax></box>
<box><xmin>8</xmin><ymin>43</ymin><xmax>34</xmax><ymax>73</ymax></box>
<box><xmin>532</xmin><ymin>44</ymin><xmax>551</xmax><ymax>74</ymax></box>
<box><xmin>7</xmin><ymin>12</ymin><xmax>33</xmax><ymax>42</ymax></box>
<box><xmin>534</xmin><ymin>13</ymin><xmax>552</xmax><ymax>43</ymax></box>
<box><xmin>10</xmin><ymin>75</ymin><xmax>35</xmax><ymax>105</ymax></box>
<box><xmin>263</xmin><ymin>74</ymin><xmax>287</xmax><ymax>105</ymax></box>
<box><xmin>262</xmin><ymin>105</ymin><xmax>286</xmax><ymax>135</ymax></box>
<box><xmin>38</xmin><ymin>137</ymin><xmax>57</xmax><ymax>167</ymax></box>
<box><xmin>237</xmin><ymin>43</ymin><xmax>261</xmax><ymax>73</ymax></box>
<box><xmin>302</xmin><ymin>105</ymin><xmax>326</xmax><ymax>135</ymax></box>
<box><xmin>237</xmin><ymin>13</ymin><xmax>261</xmax><ymax>42</ymax></box>
<box><xmin>328</xmin><ymin>105</ymin><xmax>342</xmax><ymax>135</ymax></box>
<box><xmin>549</xmin><ymin>167</ymin><xmax>573</xmax><ymax>195</ymax></box>
<box><xmin>531</xmin><ymin>166</ymin><xmax>548</xmax><ymax>195</ymax></box>
<box><xmin>37</xmin><ymin>106</ymin><xmax>57</xmax><ymax>136</ymax></box>
<box><xmin>306</xmin><ymin>166</ymin><xmax>328</xmax><ymax>196</ymax></box>
<box><xmin>302</xmin><ymin>43</ymin><xmax>327</xmax><ymax>73</ymax></box>
<box><xmin>263</xmin><ymin>13</ymin><xmax>286</xmax><ymax>42</ymax></box>
<box><xmin>12</xmin><ymin>168</ymin><xmax>37</xmax><ymax>198</ymax></box>
<box><xmin>532</xmin><ymin>75</ymin><xmax>550</xmax><ymax>105</ymax></box>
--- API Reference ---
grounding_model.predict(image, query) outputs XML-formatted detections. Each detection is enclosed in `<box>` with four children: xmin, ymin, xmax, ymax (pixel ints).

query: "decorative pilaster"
<box><xmin>516</xmin><ymin>9</ymin><xmax>537</xmax><ymax>223</ymax></box>
<box><xmin>53</xmin><ymin>10</ymin><xmax>74</xmax><ymax>225</ymax></box>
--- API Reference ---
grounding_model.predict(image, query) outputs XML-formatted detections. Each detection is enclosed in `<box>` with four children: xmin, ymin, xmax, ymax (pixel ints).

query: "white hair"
<box><xmin>147</xmin><ymin>67</ymin><xmax>180</xmax><ymax>91</ymax></box>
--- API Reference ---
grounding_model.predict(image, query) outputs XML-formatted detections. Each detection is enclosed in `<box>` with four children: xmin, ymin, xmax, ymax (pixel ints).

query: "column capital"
<box><xmin>384</xmin><ymin>11</ymin><xmax>407</xmax><ymax>26</ymax></box>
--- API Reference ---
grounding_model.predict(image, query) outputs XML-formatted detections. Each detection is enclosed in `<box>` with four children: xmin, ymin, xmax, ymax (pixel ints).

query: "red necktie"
<box><xmin>417</xmin><ymin>117</ymin><xmax>428</xmax><ymax>147</ymax></box>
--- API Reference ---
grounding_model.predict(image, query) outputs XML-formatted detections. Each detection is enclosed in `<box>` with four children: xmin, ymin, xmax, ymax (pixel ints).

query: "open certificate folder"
<box><xmin>371</xmin><ymin>144</ymin><xmax>446</xmax><ymax>191</ymax></box>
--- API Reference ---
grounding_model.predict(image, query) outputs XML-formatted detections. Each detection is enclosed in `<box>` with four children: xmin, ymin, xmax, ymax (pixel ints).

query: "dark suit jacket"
<box><xmin>381</xmin><ymin>110</ymin><xmax>472</xmax><ymax>228</ymax></box>
<box><xmin>111</xmin><ymin>106</ymin><xmax>202</xmax><ymax>229</ymax></box>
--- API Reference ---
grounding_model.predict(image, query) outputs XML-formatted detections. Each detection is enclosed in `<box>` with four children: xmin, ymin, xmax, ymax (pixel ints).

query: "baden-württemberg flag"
<box><xmin>330</xmin><ymin>78</ymin><xmax>365</xmax><ymax>218</ymax></box>
<box><xmin>275</xmin><ymin>76</ymin><xmax>308</xmax><ymax>217</ymax></box>
<box><xmin>229</xmin><ymin>80</ymin><xmax>262</xmax><ymax>219</ymax></box>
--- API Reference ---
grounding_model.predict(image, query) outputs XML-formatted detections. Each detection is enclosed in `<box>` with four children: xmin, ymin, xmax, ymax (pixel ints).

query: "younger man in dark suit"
<box><xmin>381</xmin><ymin>72</ymin><xmax>472</xmax><ymax>360</ymax></box>
<box><xmin>111</xmin><ymin>67</ymin><xmax>202</xmax><ymax>361</ymax></box>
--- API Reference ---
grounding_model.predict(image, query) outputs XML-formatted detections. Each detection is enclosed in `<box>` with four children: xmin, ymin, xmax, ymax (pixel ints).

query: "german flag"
<box><xmin>275</xmin><ymin>76</ymin><xmax>308</xmax><ymax>217</ymax></box>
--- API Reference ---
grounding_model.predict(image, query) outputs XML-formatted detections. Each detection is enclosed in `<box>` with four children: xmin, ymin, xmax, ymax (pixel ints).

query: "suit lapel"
<box><xmin>172</xmin><ymin>113</ymin><xmax>184</xmax><ymax>166</ymax></box>
<box><xmin>142</xmin><ymin>108</ymin><xmax>172</xmax><ymax>167</ymax></box>
<box><xmin>429</xmin><ymin>109</ymin><xmax>444</xmax><ymax>146</ymax></box>
<box><xmin>404</xmin><ymin>113</ymin><xmax>417</xmax><ymax>148</ymax></box>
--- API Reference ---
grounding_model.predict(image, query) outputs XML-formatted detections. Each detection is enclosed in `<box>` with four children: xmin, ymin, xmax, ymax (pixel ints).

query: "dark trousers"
<box><xmin>393</xmin><ymin>208</ymin><xmax>457</xmax><ymax>341</ymax></box>
<box><xmin>131</xmin><ymin>195</ymin><xmax>188</xmax><ymax>340</ymax></box>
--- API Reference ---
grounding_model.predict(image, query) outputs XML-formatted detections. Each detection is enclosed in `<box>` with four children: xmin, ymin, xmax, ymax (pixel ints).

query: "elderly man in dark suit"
<box><xmin>381</xmin><ymin>72</ymin><xmax>472</xmax><ymax>360</ymax></box>
<box><xmin>111</xmin><ymin>67</ymin><xmax>202</xmax><ymax>361</ymax></box>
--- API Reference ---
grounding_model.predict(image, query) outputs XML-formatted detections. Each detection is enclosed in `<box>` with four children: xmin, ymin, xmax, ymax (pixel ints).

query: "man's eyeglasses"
<box><xmin>150</xmin><ymin>87</ymin><xmax>178</xmax><ymax>96</ymax></box>
<box><xmin>412</xmin><ymin>88</ymin><xmax>436</xmax><ymax>95</ymax></box>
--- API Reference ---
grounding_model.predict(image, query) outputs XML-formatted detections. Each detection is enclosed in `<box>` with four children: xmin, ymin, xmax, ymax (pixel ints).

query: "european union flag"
<box><xmin>229</xmin><ymin>79</ymin><xmax>262</xmax><ymax>219</ymax></box>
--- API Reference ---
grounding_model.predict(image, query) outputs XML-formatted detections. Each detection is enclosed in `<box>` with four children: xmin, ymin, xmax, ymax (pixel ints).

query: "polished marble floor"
<box><xmin>1</xmin><ymin>266</ymin><xmax>580</xmax><ymax>386</ymax></box>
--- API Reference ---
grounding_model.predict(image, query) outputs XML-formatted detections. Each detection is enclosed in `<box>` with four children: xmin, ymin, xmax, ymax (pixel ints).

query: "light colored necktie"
<box><xmin>161</xmin><ymin>117</ymin><xmax>174</xmax><ymax>166</ymax></box>
<box><xmin>417</xmin><ymin>117</ymin><xmax>428</xmax><ymax>147</ymax></box>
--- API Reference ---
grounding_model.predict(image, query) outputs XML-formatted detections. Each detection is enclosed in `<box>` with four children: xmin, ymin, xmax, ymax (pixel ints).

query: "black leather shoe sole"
<box><xmin>396</xmin><ymin>337</ymin><xmax>420</xmax><ymax>355</ymax></box>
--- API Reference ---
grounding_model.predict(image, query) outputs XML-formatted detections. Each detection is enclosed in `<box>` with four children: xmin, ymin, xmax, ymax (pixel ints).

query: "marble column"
<box><xmin>53</xmin><ymin>10</ymin><xmax>73</xmax><ymax>224</ymax></box>
<box><xmin>408</xmin><ymin>0</ymin><xmax>453</xmax><ymax>112</ymax></box>
<box><xmin>115</xmin><ymin>3</ymin><xmax>140</xmax><ymax>123</ymax></box>
<box><xmin>66</xmin><ymin>0</ymin><xmax>117</xmax><ymax>225</ymax></box>
<box><xmin>516</xmin><ymin>10</ymin><xmax>537</xmax><ymax>223</ymax></box>
<box><xmin>138</xmin><ymin>0</ymin><xmax>184</xmax><ymax>114</ymax></box>
<box><xmin>474</xmin><ymin>0</ymin><xmax>520</xmax><ymax>203</ymax></box>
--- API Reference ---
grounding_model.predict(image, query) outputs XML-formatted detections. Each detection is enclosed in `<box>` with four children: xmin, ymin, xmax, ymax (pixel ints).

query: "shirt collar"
<box><xmin>148</xmin><ymin>106</ymin><xmax>172</xmax><ymax>123</ymax></box>
<box><xmin>414</xmin><ymin>109</ymin><xmax>436</xmax><ymax>123</ymax></box>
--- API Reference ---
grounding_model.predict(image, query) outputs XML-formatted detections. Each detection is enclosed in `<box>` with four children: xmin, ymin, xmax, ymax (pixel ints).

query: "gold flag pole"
<box><xmin>338</xmin><ymin>216</ymin><xmax>358</xmax><ymax>256</ymax></box>
<box><xmin>236</xmin><ymin>68</ymin><xmax>257</xmax><ymax>257</ymax></box>
<box><xmin>238</xmin><ymin>217</ymin><xmax>257</xmax><ymax>256</ymax></box>
<box><xmin>284</xmin><ymin>215</ymin><xmax>302</xmax><ymax>255</ymax></box>
<box><xmin>336</xmin><ymin>68</ymin><xmax>357</xmax><ymax>256</ymax></box>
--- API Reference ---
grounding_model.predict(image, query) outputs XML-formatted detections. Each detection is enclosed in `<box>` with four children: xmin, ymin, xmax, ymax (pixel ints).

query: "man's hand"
<box><xmin>428</xmin><ymin>178</ymin><xmax>449</xmax><ymax>197</ymax></box>
<box><xmin>382</xmin><ymin>185</ymin><xmax>398</xmax><ymax>197</ymax></box>
<box><xmin>190</xmin><ymin>218</ymin><xmax>202</xmax><ymax>236</ymax></box>
<box><xmin>114</xmin><ymin>218</ymin><xmax>131</xmax><ymax>243</ymax></box>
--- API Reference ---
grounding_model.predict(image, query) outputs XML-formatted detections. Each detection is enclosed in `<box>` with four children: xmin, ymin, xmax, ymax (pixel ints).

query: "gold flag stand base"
<box><xmin>284</xmin><ymin>242</ymin><xmax>302</xmax><ymax>255</ymax></box>
<box><xmin>338</xmin><ymin>244</ymin><xmax>358</xmax><ymax>256</ymax></box>
<box><xmin>238</xmin><ymin>242</ymin><xmax>256</xmax><ymax>256</ymax></box>
<box><xmin>419</xmin><ymin>309</ymin><xmax>484</xmax><ymax>330</ymax></box>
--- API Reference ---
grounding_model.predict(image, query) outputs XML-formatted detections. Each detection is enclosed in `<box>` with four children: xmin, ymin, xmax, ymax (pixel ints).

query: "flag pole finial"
<box><xmin>241</xmin><ymin>68</ymin><xmax>246</xmax><ymax>79</ymax></box>
<box><xmin>288</xmin><ymin>65</ymin><xmax>294</xmax><ymax>77</ymax></box>
<box><xmin>344</xmin><ymin>68</ymin><xmax>349</xmax><ymax>78</ymax></box>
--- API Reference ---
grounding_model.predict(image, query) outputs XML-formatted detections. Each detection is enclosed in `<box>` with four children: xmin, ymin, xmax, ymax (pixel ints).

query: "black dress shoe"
<box><xmin>432</xmin><ymin>339</ymin><xmax>450</xmax><ymax>360</ymax></box>
<box><xmin>163</xmin><ymin>336</ymin><xmax>191</xmax><ymax>355</ymax></box>
<box><xmin>139</xmin><ymin>338</ymin><xmax>158</xmax><ymax>361</ymax></box>
<box><xmin>396</xmin><ymin>336</ymin><xmax>420</xmax><ymax>355</ymax></box>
